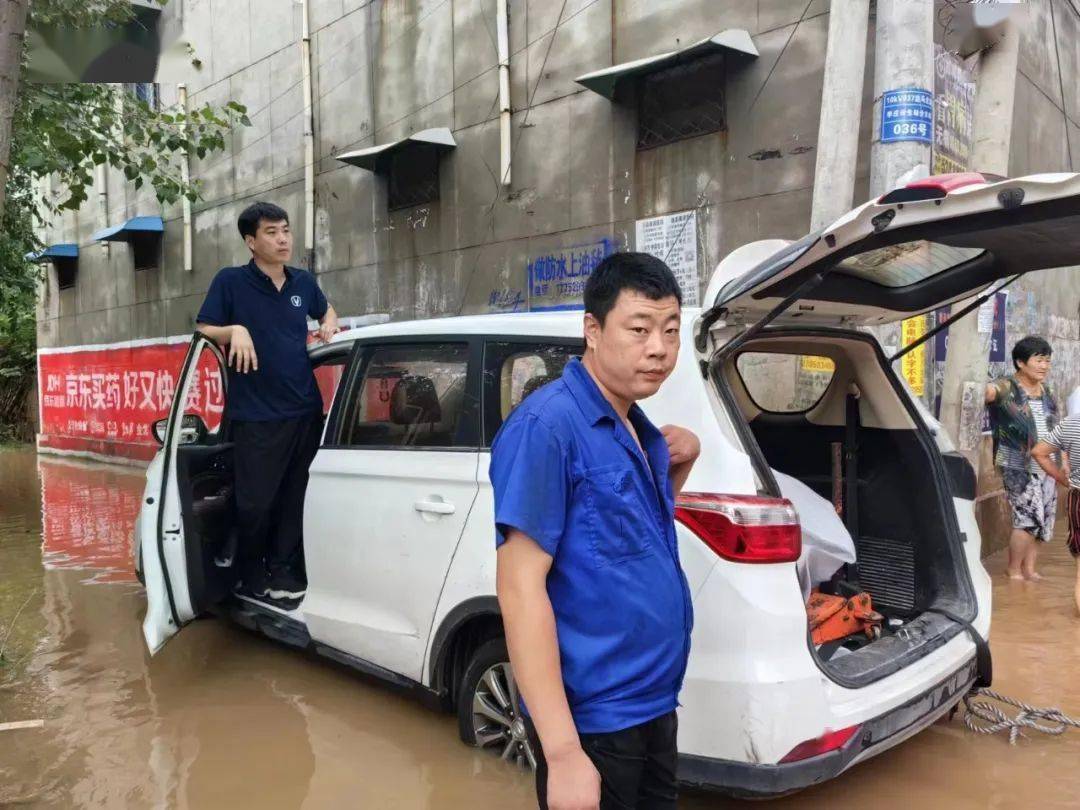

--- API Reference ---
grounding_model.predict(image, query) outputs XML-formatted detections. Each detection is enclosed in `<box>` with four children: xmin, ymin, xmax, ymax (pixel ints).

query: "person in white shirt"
<box><xmin>1032</xmin><ymin>418</ymin><xmax>1080</xmax><ymax>613</ymax></box>
<box><xmin>1067</xmin><ymin>386</ymin><xmax>1080</xmax><ymax>419</ymax></box>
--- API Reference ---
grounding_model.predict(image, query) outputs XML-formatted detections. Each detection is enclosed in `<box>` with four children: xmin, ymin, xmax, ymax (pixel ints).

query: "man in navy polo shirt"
<box><xmin>196</xmin><ymin>201</ymin><xmax>338</xmax><ymax>601</ymax></box>
<box><xmin>492</xmin><ymin>253</ymin><xmax>699</xmax><ymax>810</ymax></box>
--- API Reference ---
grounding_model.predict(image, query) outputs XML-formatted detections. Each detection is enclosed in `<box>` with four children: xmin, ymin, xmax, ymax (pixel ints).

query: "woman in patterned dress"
<box><xmin>985</xmin><ymin>336</ymin><xmax>1059</xmax><ymax>581</ymax></box>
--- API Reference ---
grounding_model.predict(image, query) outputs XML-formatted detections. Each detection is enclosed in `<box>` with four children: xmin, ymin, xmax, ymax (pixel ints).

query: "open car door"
<box><xmin>142</xmin><ymin>333</ymin><xmax>232</xmax><ymax>654</ymax></box>
<box><xmin>699</xmin><ymin>172</ymin><xmax>1080</xmax><ymax>342</ymax></box>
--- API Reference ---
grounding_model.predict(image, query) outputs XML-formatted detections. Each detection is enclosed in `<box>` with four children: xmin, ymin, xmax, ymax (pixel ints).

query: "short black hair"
<box><xmin>237</xmin><ymin>201</ymin><xmax>289</xmax><ymax>240</ymax></box>
<box><xmin>584</xmin><ymin>251</ymin><xmax>682</xmax><ymax>325</ymax></box>
<box><xmin>1013</xmin><ymin>335</ymin><xmax>1052</xmax><ymax>370</ymax></box>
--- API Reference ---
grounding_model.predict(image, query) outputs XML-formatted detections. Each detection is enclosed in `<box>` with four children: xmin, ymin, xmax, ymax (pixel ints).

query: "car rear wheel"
<box><xmin>456</xmin><ymin>637</ymin><xmax>536</xmax><ymax>770</ymax></box>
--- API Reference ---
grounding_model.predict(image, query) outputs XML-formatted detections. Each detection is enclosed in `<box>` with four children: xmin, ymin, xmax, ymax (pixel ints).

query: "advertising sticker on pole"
<box><xmin>900</xmin><ymin>315</ymin><xmax>929</xmax><ymax>396</ymax></box>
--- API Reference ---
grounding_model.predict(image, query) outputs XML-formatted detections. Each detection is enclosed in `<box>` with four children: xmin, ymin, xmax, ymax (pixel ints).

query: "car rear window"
<box><xmin>736</xmin><ymin>352</ymin><xmax>835</xmax><ymax>413</ymax></box>
<box><xmin>836</xmin><ymin>240</ymin><xmax>984</xmax><ymax>287</ymax></box>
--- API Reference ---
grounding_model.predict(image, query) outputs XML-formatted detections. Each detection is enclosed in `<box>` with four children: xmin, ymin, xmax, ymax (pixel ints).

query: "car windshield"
<box><xmin>835</xmin><ymin>240</ymin><xmax>985</xmax><ymax>287</ymax></box>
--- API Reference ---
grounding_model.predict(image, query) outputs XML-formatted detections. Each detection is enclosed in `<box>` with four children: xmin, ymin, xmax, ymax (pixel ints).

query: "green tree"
<box><xmin>0</xmin><ymin>0</ymin><xmax>249</xmax><ymax>439</ymax></box>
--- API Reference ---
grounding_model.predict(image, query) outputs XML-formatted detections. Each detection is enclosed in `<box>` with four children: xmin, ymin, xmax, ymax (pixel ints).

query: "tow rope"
<box><xmin>919</xmin><ymin>609</ymin><xmax>1080</xmax><ymax>743</ymax></box>
<box><xmin>962</xmin><ymin>688</ymin><xmax>1080</xmax><ymax>745</ymax></box>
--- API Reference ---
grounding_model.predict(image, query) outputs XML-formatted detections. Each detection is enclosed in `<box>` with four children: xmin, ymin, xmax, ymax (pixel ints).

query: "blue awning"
<box><xmin>25</xmin><ymin>243</ymin><xmax>78</xmax><ymax>262</ymax></box>
<box><xmin>91</xmin><ymin>215</ymin><xmax>164</xmax><ymax>243</ymax></box>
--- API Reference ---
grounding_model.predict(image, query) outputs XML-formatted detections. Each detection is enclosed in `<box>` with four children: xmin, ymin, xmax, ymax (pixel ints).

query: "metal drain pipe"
<box><xmin>301</xmin><ymin>0</ymin><xmax>316</xmax><ymax>267</ymax></box>
<box><xmin>178</xmin><ymin>82</ymin><xmax>192</xmax><ymax>272</ymax></box>
<box><xmin>497</xmin><ymin>0</ymin><xmax>511</xmax><ymax>186</ymax></box>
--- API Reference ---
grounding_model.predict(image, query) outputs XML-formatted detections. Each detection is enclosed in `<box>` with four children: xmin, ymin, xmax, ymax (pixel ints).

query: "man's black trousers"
<box><xmin>232</xmin><ymin>413</ymin><xmax>322</xmax><ymax>584</ymax></box>
<box><xmin>525</xmin><ymin>711</ymin><xmax>679</xmax><ymax>809</ymax></box>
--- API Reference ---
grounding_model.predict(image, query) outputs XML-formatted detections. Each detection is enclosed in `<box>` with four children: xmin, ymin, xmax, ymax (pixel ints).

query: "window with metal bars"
<box><xmin>132</xmin><ymin>233</ymin><xmax>161</xmax><ymax>272</ymax></box>
<box><xmin>387</xmin><ymin>145</ymin><xmax>441</xmax><ymax>211</ymax></box>
<box><xmin>636</xmin><ymin>53</ymin><xmax>727</xmax><ymax>151</ymax></box>
<box><xmin>126</xmin><ymin>82</ymin><xmax>159</xmax><ymax>111</ymax></box>
<box><xmin>55</xmin><ymin>260</ymin><xmax>78</xmax><ymax>290</ymax></box>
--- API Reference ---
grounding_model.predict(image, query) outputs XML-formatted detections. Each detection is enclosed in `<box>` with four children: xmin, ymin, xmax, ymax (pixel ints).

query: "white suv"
<box><xmin>137</xmin><ymin>172</ymin><xmax>1080</xmax><ymax>797</ymax></box>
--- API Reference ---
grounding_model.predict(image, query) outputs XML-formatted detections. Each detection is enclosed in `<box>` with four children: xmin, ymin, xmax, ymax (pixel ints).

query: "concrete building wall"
<box><xmin>36</xmin><ymin>0</ymin><xmax>847</xmax><ymax>348</ymax></box>
<box><xmin>1007</xmin><ymin>0</ymin><xmax>1080</xmax><ymax>390</ymax></box>
<box><xmin>968</xmin><ymin>0</ymin><xmax>1080</xmax><ymax>554</ymax></box>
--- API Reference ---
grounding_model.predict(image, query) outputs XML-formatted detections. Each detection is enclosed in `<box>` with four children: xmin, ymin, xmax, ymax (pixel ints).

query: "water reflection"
<box><xmin>3</xmin><ymin>446</ymin><xmax>1080</xmax><ymax>808</ymax></box>
<box><xmin>0</xmin><ymin>447</ymin><xmax>536</xmax><ymax>808</ymax></box>
<box><xmin>39</xmin><ymin>456</ymin><xmax>141</xmax><ymax>584</ymax></box>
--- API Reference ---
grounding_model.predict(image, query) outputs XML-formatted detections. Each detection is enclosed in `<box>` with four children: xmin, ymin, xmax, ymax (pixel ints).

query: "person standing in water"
<box><xmin>985</xmin><ymin>336</ymin><xmax>1059</xmax><ymax>580</ymax></box>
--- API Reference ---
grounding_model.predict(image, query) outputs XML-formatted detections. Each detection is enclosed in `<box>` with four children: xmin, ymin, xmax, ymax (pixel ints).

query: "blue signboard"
<box><xmin>881</xmin><ymin>88</ymin><xmax>933</xmax><ymax>144</ymax></box>
<box><xmin>528</xmin><ymin>238</ymin><xmax>619</xmax><ymax>312</ymax></box>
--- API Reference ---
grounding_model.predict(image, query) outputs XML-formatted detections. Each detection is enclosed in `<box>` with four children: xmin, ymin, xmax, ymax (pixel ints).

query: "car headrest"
<box><xmin>390</xmin><ymin>375</ymin><xmax>442</xmax><ymax>425</ymax></box>
<box><xmin>522</xmin><ymin>374</ymin><xmax>556</xmax><ymax>402</ymax></box>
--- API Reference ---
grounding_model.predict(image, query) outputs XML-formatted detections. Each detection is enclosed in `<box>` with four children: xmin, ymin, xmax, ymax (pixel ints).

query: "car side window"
<box><xmin>173</xmin><ymin>341</ymin><xmax>227</xmax><ymax>444</ymax></box>
<box><xmin>313</xmin><ymin>356</ymin><xmax>348</xmax><ymax>417</ymax></box>
<box><xmin>344</xmin><ymin>343</ymin><xmax>472</xmax><ymax>448</ymax></box>
<box><xmin>482</xmin><ymin>341</ymin><xmax>580</xmax><ymax>445</ymax></box>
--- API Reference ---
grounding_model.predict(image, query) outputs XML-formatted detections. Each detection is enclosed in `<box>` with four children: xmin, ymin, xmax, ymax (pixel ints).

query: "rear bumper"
<box><xmin>677</xmin><ymin>656</ymin><xmax>977</xmax><ymax>799</ymax></box>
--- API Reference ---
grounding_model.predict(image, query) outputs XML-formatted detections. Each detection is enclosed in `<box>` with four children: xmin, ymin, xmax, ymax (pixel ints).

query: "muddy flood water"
<box><xmin>2</xmin><ymin>445</ymin><xmax>1080</xmax><ymax>808</ymax></box>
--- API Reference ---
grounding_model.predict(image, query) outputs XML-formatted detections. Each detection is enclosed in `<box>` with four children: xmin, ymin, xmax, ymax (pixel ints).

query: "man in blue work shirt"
<box><xmin>196</xmin><ymin>201</ymin><xmax>338</xmax><ymax>601</ymax></box>
<box><xmin>491</xmin><ymin>252</ymin><xmax>699</xmax><ymax>810</ymax></box>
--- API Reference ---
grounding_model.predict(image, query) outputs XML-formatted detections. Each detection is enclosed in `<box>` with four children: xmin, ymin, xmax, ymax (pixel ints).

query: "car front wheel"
<box><xmin>456</xmin><ymin>637</ymin><xmax>537</xmax><ymax>770</ymax></box>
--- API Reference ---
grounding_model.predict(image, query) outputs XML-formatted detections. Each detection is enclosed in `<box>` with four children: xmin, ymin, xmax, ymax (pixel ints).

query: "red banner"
<box><xmin>38</xmin><ymin>335</ymin><xmax>341</xmax><ymax>462</ymax></box>
<box><xmin>38</xmin><ymin>339</ymin><xmax>224</xmax><ymax>461</ymax></box>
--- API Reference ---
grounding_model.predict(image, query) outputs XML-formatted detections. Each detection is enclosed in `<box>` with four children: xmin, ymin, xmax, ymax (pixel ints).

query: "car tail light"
<box><xmin>779</xmin><ymin>725</ymin><xmax>862</xmax><ymax>763</ymax></box>
<box><xmin>674</xmin><ymin>493</ymin><xmax>800</xmax><ymax>564</ymax></box>
<box><xmin>877</xmin><ymin>171</ymin><xmax>991</xmax><ymax>203</ymax></box>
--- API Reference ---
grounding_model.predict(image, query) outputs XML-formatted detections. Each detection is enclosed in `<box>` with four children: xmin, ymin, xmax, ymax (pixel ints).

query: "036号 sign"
<box><xmin>881</xmin><ymin>88</ymin><xmax>933</xmax><ymax>145</ymax></box>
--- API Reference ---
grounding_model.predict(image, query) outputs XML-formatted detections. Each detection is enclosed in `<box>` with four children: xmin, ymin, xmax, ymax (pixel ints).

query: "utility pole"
<box><xmin>938</xmin><ymin>19</ymin><xmax>1021</xmax><ymax>462</ymax></box>
<box><xmin>868</xmin><ymin>0</ymin><xmax>935</xmax><ymax>378</ymax></box>
<box><xmin>869</xmin><ymin>0</ymin><xmax>936</xmax><ymax>198</ymax></box>
<box><xmin>810</xmin><ymin>0</ymin><xmax>870</xmax><ymax>231</ymax></box>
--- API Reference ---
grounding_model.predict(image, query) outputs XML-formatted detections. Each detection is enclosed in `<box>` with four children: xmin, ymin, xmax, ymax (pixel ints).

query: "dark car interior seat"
<box><xmin>391</xmin><ymin>374</ymin><xmax>444</xmax><ymax>446</ymax></box>
<box><xmin>522</xmin><ymin>374</ymin><xmax>556</xmax><ymax>402</ymax></box>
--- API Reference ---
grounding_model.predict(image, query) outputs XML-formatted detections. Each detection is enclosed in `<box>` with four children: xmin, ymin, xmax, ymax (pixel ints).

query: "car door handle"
<box><xmin>414</xmin><ymin>500</ymin><xmax>455</xmax><ymax>515</ymax></box>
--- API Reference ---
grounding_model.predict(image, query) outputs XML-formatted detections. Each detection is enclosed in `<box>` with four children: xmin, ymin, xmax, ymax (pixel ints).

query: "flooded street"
<box><xmin>3</xmin><ymin>445</ymin><xmax>1080</xmax><ymax>808</ymax></box>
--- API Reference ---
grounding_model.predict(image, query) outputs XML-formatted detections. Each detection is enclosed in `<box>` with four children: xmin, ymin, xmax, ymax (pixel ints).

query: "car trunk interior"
<box><xmin>716</xmin><ymin>329</ymin><xmax>976</xmax><ymax>687</ymax></box>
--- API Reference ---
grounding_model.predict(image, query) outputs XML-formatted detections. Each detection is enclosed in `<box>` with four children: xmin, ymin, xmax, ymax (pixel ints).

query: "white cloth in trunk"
<box><xmin>774</xmin><ymin>469</ymin><xmax>857</xmax><ymax>601</ymax></box>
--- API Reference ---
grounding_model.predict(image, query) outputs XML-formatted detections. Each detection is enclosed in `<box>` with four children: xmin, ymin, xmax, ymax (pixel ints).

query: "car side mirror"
<box><xmin>152</xmin><ymin>414</ymin><xmax>209</xmax><ymax>447</ymax></box>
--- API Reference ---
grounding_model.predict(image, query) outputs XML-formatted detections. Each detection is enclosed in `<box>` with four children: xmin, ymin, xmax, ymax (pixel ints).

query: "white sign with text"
<box><xmin>635</xmin><ymin>210</ymin><xmax>699</xmax><ymax>306</ymax></box>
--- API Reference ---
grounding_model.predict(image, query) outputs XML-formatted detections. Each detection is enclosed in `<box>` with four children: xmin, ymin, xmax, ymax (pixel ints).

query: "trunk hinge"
<box><xmin>890</xmin><ymin>273</ymin><xmax>1025</xmax><ymax>364</ymax></box>
<box><xmin>695</xmin><ymin>236</ymin><xmax>827</xmax><ymax>353</ymax></box>
<box><xmin>708</xmin><ymin>270</ymin><xmax>828</xmax><ymax>358</ymax></box>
